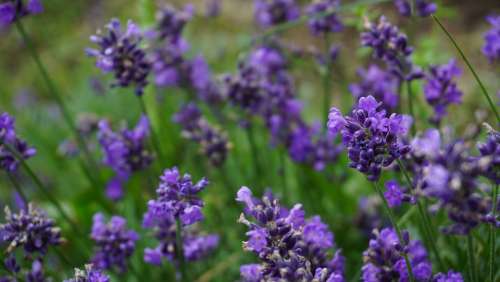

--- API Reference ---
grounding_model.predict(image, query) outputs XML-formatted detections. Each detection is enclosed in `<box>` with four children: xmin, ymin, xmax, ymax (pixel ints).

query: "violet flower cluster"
<box><xmin>97</xmin><ymin>115</ymin><xmax>153</xmax><ymax>201</ymax></box>
<box><xmin>253</xmin><ymin>0</ymin><xmax>300</xmax><ymax>28</ymax></box>
<box><xmin>423</xmin><ymin>59</ymin><xmax>463</xmax><ymax>124</ymax></box>
<box><xmin>328</xmin><ymin>95</ymin><xmax>412</xmax><ymax>181</ymax></box>
<box><xmin>142</xmin><ymin>167</ymin><xmax>218</xmax><ymax>266</ymax></box>
<box><xmin>362</xmin><ymin>227</ymin><xmax>463</xmax><ymax>282</ymax></box>
<box><xmin>90</xmin><ymin>213</ymin><xmax>138</xmax><ymax>273</ymax></box>
<box><xmin>361</xmin><ymin>16</ymin><xmax>423</xmax><ymax>82</ymax></box>
<box><xmin>411</xmin><ymin>129</ymin><xmax>498</xmax><ymax>234</ymax></box>
<box><xmin>174</xmin><ymin>103</ymin><xmax>229</xmax><ymax>167</ymax></box>
<box><xmin>0</xmin><ymin>112</ymin><xmax>36</xmax><ymax>172</ymax></box>
<box><xmin>87</xmin><ymin>19</ymin><xmax>151</xmax><ymax>95</ymax></box>
<box><xmin>306</xmin><ymin>0</ymin><xmax>343</xmax><ymax>36</ymax></box>
<box><xmin>64</xmin><ymin>264</ymin><xmax>110</xmax><ymax>282</ymax></box>
<box><xmin>237</xmin><ymin>187</ymin><xmax>345</xmax><ymax>282</ymax></box>
<box><xmin>349</xmin><ymin>65</ymin><xmax>399</xmax><ymax>111</ymax></box>
<box><xmin>0</xmin><ymin>0</ymin><xmax>42</xmax><ymax>27</ymax></box>
<box><xmin>384</xmin><ymin>180</ymin><xmax>415</xmax><ymax>208</ymax></box>
<box><xmin>394</xmin><ymin>0</ymin><xmax>436</xmax><ymax>17</ymax></box>
<box><xmin>482</xmin><ymin>15</ymin><xmax>500</xmax><ymax>62</ymax></box>
<box><xmin>477</xmin><ymin>126</ymin><xmax>499</xmax><ymax>184</ymax></box>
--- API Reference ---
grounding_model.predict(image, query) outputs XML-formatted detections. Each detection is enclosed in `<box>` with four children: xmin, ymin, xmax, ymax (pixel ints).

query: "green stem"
<box><xmin>372</xmin><ymin>181</ymin><xmax>416</xmax><ymax>282</ymax></box>
<box><xmin>406</xmin><ymin>81</ymin><xmax>416</xmax><ymax>136</ymax></box>
<box><xmin>175</xmin><ymin>218</ymin><xmax>188</xmax><ymax>282</ymax></box>
<box><xmin>432</xmin><ymin>15</ymin><xmax>500</xmax><ymax>123</ymax></box>
<box><xmin>246</xmin><ymin>123</ymin><xmax>262</xmax><ymax>188</ymax></box>
<box><xmin>6</xmin><ymin>173</ymin><xmax>28</xmax><ymax>205</ymax></box>
<box><xmin>489</xmin><ymin>184</ymin><xmax>498</xmax><ymax>282</ymax></box>
<box><xmin>397</xmin><ymin>160</ymin><xmax>445</xmax><ymax>271</ymax></box>
<box><xmin>279</xmin><ymin>148</ymin><xmax>288</xmax><ymax>204</ymax></box>
<box><xmin>322</xmin><ymin>35</ymin><xmax>333</xmax><ymax>130</ymax></box>
<box><xmin>0</xmin><ymin>141</ymin><xmax>81</xmax><ymax>236</ymax></box>
<box><xmin>467</xmin><ymin>234</ymin><xmax>477</xmax><ymax>282</ymax></box>
<box><xmin>138</xmin><ymin>96</ymin><xmax>165</xmax><ymax>168</ymax></box>
<box><xmin>14</xmin><ymin>20</ymin><xmax>103</xmax><ymax>186</ymax></box>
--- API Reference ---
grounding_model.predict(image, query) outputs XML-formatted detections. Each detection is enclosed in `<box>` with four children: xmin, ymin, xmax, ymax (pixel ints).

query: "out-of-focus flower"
<box><xmin>64</xmin><ymin>264</ymin><xmax>110</xmax><ymax>282</ymax></box>
<box><xmin>424</xmin><ymin>59</ymin><xmax>463</xmax><ymax>124</ymax></box>
<box><xmin>477</xmin><ymin>125</ymin><xmax>499</xmax><ymax>184</ymax></box>
<box><xmin>482</xmin><ymin>15</ymin><xmax>500</xmax><ymax>62</ymax></box>
<box><xmin>237</xmin><ymin>187</ymin><xmax>345</xmax><ymax>281</ymax></box>
<box><xmin>90</xmin><ymin>213</ymin><xmax>138</xmax><ymax>273</ymax></box>
<box><xmin>0</xmin><ymin>112</ymin><xmax>36</xmax><ymax>172</ymax></box>
<box><xmin>306</xmin><ymin>0</ymin><xmax>343</xmax><ymax>35</ymax></box>
<box><xmin>384</xmin><ymin>180</ymin><xmax>415</xmax><ymax>208</ymax></box>
<box><xmin>253</xmin><ymin>0</ymin><xmax>300</xmax><ymax>27</ymax></box>
<box><xmin>0</xmin><ymin>0</ymin><xmax>43</xmax><ymax>27</ymax></box>
<box><xmin>87</xmin><ymin>19</ymin><xmax>151</xmax><ymax>95</ymax></box>
<box><xmin>205</xmin><ymin>0</ymin><xmax>220</xmax><ymax>18</ymax></box>
<box><xmin>432</xmin><ymin>271</ymin><xmax>464</xmax><ymax>282</ymax></box>
<box><xmin>349</xmin><ymin>65</ymin><xmax>399</xmax><ymax>110</ymax></box>
<box><xmin>328</xmin><ymin>95</ymin><xmax>412</xmax><ymax>181</ymax></box>
<box><xmin>394</xmin><ymin>0</ymin><xmax>436</xmax><ymax>17</ymax></box>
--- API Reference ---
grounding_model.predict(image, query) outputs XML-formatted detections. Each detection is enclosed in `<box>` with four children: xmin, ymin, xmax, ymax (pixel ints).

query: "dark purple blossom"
<box><xmin>306</xmin><ymin>0</ymin><xmax>343</xmax><ymax>35</ymax></box>
<box><xmin>153</xmin><ymin>4</ymin><xmax>193</xmax><ymax>42</ymax></box>
<box><xmin>97</xmin><ymin>115</ymin><xmax>153</xmax><ymax>201</ymax></box>
<box><xmin>394</xmin><ymin>0</ymin><xmax>436</xmax><ymax>17</ymax></box>
<box><xmin>90</xmin><ymin>213</ymin><xmax>138</xmax><ymax>272</ymax></box>
<box><xmin>64</xmin><ymin>264</ymin><xmax>110</xmax><ymax>282</ymax></box>
<box><xmin>361</xmin><ymin>16</ymin><xmax>423</xmax><ymax>81</ymax></box>
<box><xmin>25</xmin><ymin>259</ymin><xmax>45</xmax><ymax>282</ymax></box>
<box><xmin>424</xmin><ymin>59</ymin><xmax>463</xmax><ymax>124</ymax></box>
<box><xmin>205</xmin><ymin>0</ymin><xmax>220</xmax><ymax>18</ymax></box>
<box><xmin>0</xmin><ymin>112</ymin><xmax>36</xmax><ymax>172</ymax></box>
<box><xmin>477</xmin><ymin>125</ymin><xmax>499</xmax><ymax>184</ymax></box>
<box><xmin>328</xmin><ymin>95</ymin><xmax>412</xmax><ymax>181</ymax></box>
<box><xmin>0</xmin><ymin>0</ymin><xmax>42</xmax><ymax>27</ymax></box>
<box><xmin>0</xmin><ymin>204</ymin><xmax>62</xmax><ymax>255</ymax></box>
<box><xmin>362</xmin><ymin>228</ymin><xmax>432</xmax><ymax>282</ymax></box>
<box><xmin>349</xmin><ymin>65</ymin><xmax>399</xmax><ymax>110</ymax></box>
<box><xmin>253</xmin><ymin>0</ymin><xmax>300</xmax><ymax>27</ymax></box>
<box><xmin>87</xmin><ymin>19</ymin><xmax>151</xmax><ymax>95</ymax></box>
<box><xmin>237</xmin><ymin>187</ymin><xmax>345</xmax><ymax>282</ymax></box>
<box><xmin>482</xmin><ymin>15</ymin><xmax>500</xmax><ymax>62</ymax></box>
<box><xmin>432</xmin><ymin>271</ymin><xmax>464</xmax><ymax>282</ymax></box>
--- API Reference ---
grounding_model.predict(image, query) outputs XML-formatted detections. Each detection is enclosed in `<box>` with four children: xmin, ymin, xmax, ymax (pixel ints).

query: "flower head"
<box><xmin>87</xmin><ymin>19</ymin><xmax>151</xmax><ymax>95</ymax></box>
<box><xmin>349</xmin><ymin>65</ymin><xmax>399</xmax><ymax>110</ymax></box>
<box><xmin>394</xmin><ymin>0</ymin><xmax>436</xmax><ymax>17</ymax></box>
<box><xmin>254</xmin><ymin>0</ymin><xmax>300</xmax><ymax>27</ymax></box>
<box><xmin>328</xmin><ymin>96</ymin><xmax>412</xmax><ymax>181</ymax></box>
<box><xmin>90</xmin><ymin>213</ymin><xmax>138</xmax><ymax>272</ymax></box>
<box><xmin>64</xmin><ymin>264</ymin><xmax>110</xmax><ymax>282</ymax></box>
<box><xmin>482</xmin><ymin>15</ymin><xmax>500</xmax><ymax>62</ymax></box>
<box><xmin>306</xmin><ymin>0</ymin><xmax>343</xmax><ymax>35</ymax></box>
<box><xmin>0</xmin><ymin>0</ymin><xmax>43</xmax><ymax>27</ymax></box>
<box><xmin>477</xmin><ymin>125</ymin><xmax>500</xmax><ymax>184</ymax></box>
<box><xmin>0</xmin><ymin>112</ymin><xmax>36</xmax><ymax>172</ymax></box>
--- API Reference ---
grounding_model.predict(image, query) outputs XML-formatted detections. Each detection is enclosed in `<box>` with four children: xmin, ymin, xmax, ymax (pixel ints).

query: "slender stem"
<box><xmin>279</xmin><ymin>148</ymin><xmax>288</xmax><ymax>204</ymax></box>
<box><xmin>406</xmin><ymin>81</ymin><xmax>416</xmax><ymax>136</ymax></box>
<box><xmin>175</xmin><ymin>218</ymin><xmax>187</xmax><ymax>282</ymax></box>
<box><xmin>0</xmin><ymin>141</ymin><xmax>81</xmax><ymax>236</ymax></box>
<box><xmin>397</xmin><ymin>160</ymin><xmax>445</xmax><ymax>271</ymax></box>
<box><xmin>467</xmin><ymin>234</ymin><xmax>477</xmax><ymax>282</ymax></box>
<box><xmin>489</xmin><ymin>184</ymin><xmax>498</xmax><ymax>282</ymax></box>
<box><xmin>246</xmin><ymin>123</ymin><xmax>262</xmax><ymax>188</ymax></box>
<box><xmin>6</xmin><ymin>173</ymin><xmax>27</xmax><ymax>205</ymax></box>
<box><xmin>322</xmin><ymin>35</ymin><xmax>333</xmax><ymax>130</ymax></box>
<box><xmin>14</xmin><ymin>20</ymin><xmax>103</xmax><ymax>185</ymax></box>
<box><xmin>372</xmin><ymin>181</ymin><xmax>416</xmax><ymax>282</ymax></box>
<box><xmin>138</xmin><ymin>96</ymin><xmax>165</xmax><ymax>167</ymax></box>
<box><xmin>432</xmin><ymin>15</ymin><xmax>500</xmax><ymax>123</ymax></box>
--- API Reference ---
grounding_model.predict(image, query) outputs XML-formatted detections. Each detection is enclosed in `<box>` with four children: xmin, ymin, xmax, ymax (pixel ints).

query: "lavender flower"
<box><xmin>90</xmin><ymin>213</ymin><xmax>138</xmax><ymax>272</ymax></box>
<box><xmin>64</xmin><ymin>264</ymin><xmax>110</xmax><ymax>282</ymax></box>
<box><xmin>306</xmin><ymin>0</ymin><xmax>343</xmax><ymax>35</ymax></box>
<box><xmin>424</xmin><ymin>59</ymin><xmax>463</xmax><ymax>124</ymax></box>
<box><xmin>482</xmin><ymin>15</ymin><xmax>500</xmax><ymax>62</ymax></box>
<box><xmin>237</xmin><ymin>187</ymin><xmax>345</xmax><ymax>281</ymax></box>
<box><xmin>174</xmin><ymin>103</ymin><xmax>229</xmax><ymax>166</ymax></box>
<box><xmin>254</xmin><ymin>0</ymin><xmax>300</xmax><ymax>27</ymax></box>
<box><xmin>87</xmin><ymin>19</ymin><xmax>151</xmax><ymax>95</ymax></box>
<box><xmin>0</xmin><ymin>0</ymin><xmax>42</xmax><ymax>27</ymax></box>
<box><xmin>0</xmin><ymin>112</ymin><xmax>36</xmax><ymax>172</ymax></box>
<box><xmin>477</xmin><ymin>125</ymin><xmax>499</xmax><ymax>184</ymax></box>
<box><xmin>361</xmin><ymin>16</ymin><xmax>422</xmax><ymax>81</ymax></box>
<box><xmin>97</xmin><ymin>115</ymin><xmax>153</xmax><ymax>200</ymax></box>
<box><xmin>153</xmin><ymin>4</ymin><xmax>193</xmax><ymax>42</ymax></box>
<box><xmin>328</xmin><ymin>95</ymin><xmax>412</xmax><ymax>181</ymax></box>
<box><xmin>349</xmin><ymin>65</ymin><xmax>400</xmax><ymax>110</ymax></box>
<box><xmin>432</xmin><ymin>271</ymin><xmax>464</xmax><ymax>282</ymax></box>
<box><xmin>394</xmin><ymin>0</ymin><xmax>436</xmax><ymax>17</ymax></box>
<box><xmin>0</xmin><ymin>204</ymin><xmax>62</xmax><ymax>255</ymax></box>
<box><xmin>25</xmin><ymin>259</ymin><xmax>45</xmax><ymax>282</ymax></box>
<box><xmin>384</xmin><ymin>180</ymin><xmax>415</xmax><ymax>208</ymax></box>
<box><xmin>143</xmin><ymin>167</ymin><xmax>209</xmax><ymax>226</ymax></box>
<box><xmin>143</xmin><ymin>169</ymin><xmax>218</xmax><ymax>265</ymax></box>
<box><xmin>362</xmin><ymin>228</ymin><xmax>432</xmax><ymax>282</ymax></box>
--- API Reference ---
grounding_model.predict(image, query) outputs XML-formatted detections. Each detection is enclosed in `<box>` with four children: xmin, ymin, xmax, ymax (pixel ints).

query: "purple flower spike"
<box><xmin>0</xmin><ymin>112</ymin><xmax>36</xmax><ymax>172</ymax></box>
<box><xmin>64</xmin><ymin>264</ymin><xmax>110</xmax><ymax>282</ymax></box>
<box><xmin>87</xmin><ymin>19</ymin><xmax>151</xmax><ymax>95</ymax></box>
<box><xmin>237</xmin><ymin>187</ymin><xmax>345</xmax><ymax>281</ymax></box>
<box><xmin>349</xmin><ymin>65</ymin><xmax>399</xmax><ymax>110</ymax></box>
<box><xmin>482</xmin><ymin>15</ymin><xmax>500</xmax><ymax>62</ymax></box>
<box><xmin>328</xmin><ymin>96</ymin><xmax>412</xmax><ymax>181</ymax></box>
<box><xmin>90</xmin><ymin>213</ymin><xmax>138</xmax><ymax>273</ymax></box>
<box><xmin>0</xmin><ymin>0</ymin><xmax>43</xmax><ymax>27</ymax></box>
<box><xmin>254</xmin><ymin>0</ymin><xmax>300</xmax><ymax>27</ymax></box>
<box><xmin>477</xmin><ymin>125</ymin><xmax>500</xmax><ymax>184</ymax></box>
<box><xmin>394</xmin><ymin>0</ymin><xmax>436</xmax><ymax>17</ymax></box>
<box><xmin>432</xmin><ymin>271</ymin><xmax>464</xmax><ymax>282</ymax></box>
<box><xmin>306</xmin><ymin>0</ymin><xmax>343</xmax><ymax>35</ymax></box>
<box><xmin>424</xmin><ymin>59</ymin><xmax>463</xmax><ymax>124</ymax></box>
